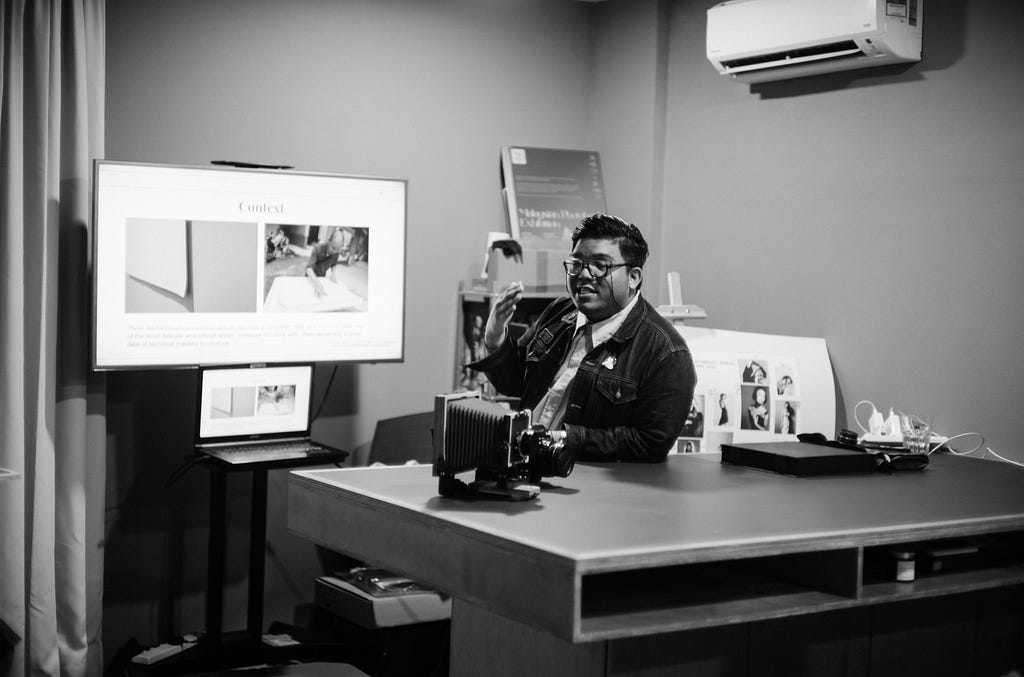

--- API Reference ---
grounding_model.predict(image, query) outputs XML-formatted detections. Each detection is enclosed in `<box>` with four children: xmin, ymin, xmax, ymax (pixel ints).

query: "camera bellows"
<box><xmin>444</xmin><ymin>398</ymin><xmax>529</xmax><ymax>474</ymax></box>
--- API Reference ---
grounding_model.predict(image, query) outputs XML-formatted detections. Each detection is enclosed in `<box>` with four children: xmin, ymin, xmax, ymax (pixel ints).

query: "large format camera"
<box><xmin>432</xmin><ymin>392</ymin><xmax>574</xmax><ymax>500</ymax></box>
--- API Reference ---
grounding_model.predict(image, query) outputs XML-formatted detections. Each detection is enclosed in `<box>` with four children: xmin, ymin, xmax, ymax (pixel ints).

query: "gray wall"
<box><xmin>659</xmin><ymin>0</ymin><xmax>1024</xmax><ymax>455</ymax></box>
<box><xmin>103</xmin><ymin>0</ymin><xmax>596</xmax><ymax>658</ymax></box>
<box><xmin>106</xmin><ymin>0</ymin><xmax>596</xmax><ymax>449</ymax></box>
<box><xmin>102</xmin><ymin>0</ymin><xmax>1024</xmax><ymax>664</ymax></box>
<box><xmin>589</xmin><ymin>0</ymin><xmax>671</xmax><ymax>292</ymax></box>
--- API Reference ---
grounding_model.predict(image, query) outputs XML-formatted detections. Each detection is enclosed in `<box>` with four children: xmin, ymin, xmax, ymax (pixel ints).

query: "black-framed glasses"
<box><xmin>562</xmin><ymin>258</ymin><xmax>630</xmax><ymax>279</ymax></box>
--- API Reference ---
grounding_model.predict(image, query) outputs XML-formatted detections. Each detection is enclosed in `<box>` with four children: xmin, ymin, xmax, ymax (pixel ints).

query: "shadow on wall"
<box><xmin>748</xmin><ymin>0</ymin><xmax>966</xmax><ymax>100</ymax></box>
<box><xmin>312</xmin><ymin>363</ymin><xmax>360</xmax><ymax>418</ymax></box>
<box><xmin>104</xmin><ymin>369</ymin><xmax>205</xmax><ymax>643</ymax></box>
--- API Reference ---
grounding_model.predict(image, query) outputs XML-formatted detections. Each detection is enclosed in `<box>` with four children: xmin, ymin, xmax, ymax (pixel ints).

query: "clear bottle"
<box><xmin>892</xmin><ymin>549</ymin><xmax>915</xmax><ymax>582</ymax></box>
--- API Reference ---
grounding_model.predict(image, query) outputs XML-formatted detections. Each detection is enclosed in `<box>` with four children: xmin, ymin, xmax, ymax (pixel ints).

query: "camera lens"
<box><xmin>520</xmin><ymin>427</ymin><xmax>574</xmax><ymax>482</ymax></box>
<box><xmin>545</xmin><ymin>440</ymin><xmax>574</xmax><ymax>478</ymax></box>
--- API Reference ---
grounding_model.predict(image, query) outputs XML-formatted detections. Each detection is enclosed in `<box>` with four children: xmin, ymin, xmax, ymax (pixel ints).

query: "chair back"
<box><xmin>367</xmin><ymin>411</ymin><xmax>434</xmax><ymax>466</ymax></box>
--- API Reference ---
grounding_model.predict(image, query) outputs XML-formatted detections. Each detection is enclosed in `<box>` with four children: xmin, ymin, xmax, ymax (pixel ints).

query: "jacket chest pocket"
<box><xmin>594</xmin><ymin>374</ymin><xmax>638</xmax><ymax>405</ymax></box>
<box><xmin>526</xmin><ymin>327</ymin><xmax>562</xmax><ymax>364</ymax></box>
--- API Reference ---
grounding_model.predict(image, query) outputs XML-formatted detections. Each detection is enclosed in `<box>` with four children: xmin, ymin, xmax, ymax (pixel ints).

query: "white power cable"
<box><xmin>929</xmin><ymin>432</ymin><xmax>985</xmax><ymax>456</ymax></box>
<box><xmin>982</xmin><ymin>447</ymin><xmax>1024</xmax><ymax>469</ymax></box>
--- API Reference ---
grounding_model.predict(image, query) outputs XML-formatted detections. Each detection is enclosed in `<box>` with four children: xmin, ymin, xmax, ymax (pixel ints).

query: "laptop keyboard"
<box><xmin>204</xmin><ymin>442</ymin><xmax>338</xmax><ymax>464</ymax></box>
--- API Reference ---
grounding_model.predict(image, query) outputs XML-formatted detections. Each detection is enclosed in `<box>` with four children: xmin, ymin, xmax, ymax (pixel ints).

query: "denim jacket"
<box><xmin>470</xmin><ymin>296</ymin><xmax>697</xmax><ymax>462</ymax></box>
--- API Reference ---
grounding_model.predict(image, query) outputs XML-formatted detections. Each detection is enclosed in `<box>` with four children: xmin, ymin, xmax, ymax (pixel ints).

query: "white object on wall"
<box><xmin>707</xmin><ymin>0</ymin><xmax>923</xmax><ymax>84</ymax></box>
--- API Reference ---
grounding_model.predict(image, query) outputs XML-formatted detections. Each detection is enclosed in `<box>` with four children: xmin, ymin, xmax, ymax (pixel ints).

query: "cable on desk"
<box><xmin>982</xmin><ymin>447</ymin><xmax>1024</xmax><ymax>468</ymax></box>
<box><xmin>929</xmin><ymin>432</ymin><xmax>985</xmax><ymax>456</ymax></box>
<box><xmin>935</xmin><ymin>434</ymin><xmax>1024</xmax><ymax>468</ymax></box>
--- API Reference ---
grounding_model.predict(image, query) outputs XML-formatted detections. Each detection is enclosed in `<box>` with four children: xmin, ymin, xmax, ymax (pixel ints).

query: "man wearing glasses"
<box><xmin>469</xmin><ymin>214</ymin><xmax>697</xmax><ymax>462</ymax></box>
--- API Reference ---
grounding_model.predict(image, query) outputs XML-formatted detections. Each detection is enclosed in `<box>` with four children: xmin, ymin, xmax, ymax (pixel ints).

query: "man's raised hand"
<box><xmin>484</xmin><ymin>281</ymin><xmax>524</xmax><ymax>351</ymax></box>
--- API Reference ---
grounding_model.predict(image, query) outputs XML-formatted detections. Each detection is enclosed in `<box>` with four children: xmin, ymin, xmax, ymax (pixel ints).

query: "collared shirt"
<box><xmin>533</xmin><ymin>292</ymin><xmax>641</xmax><ymax>429</ymax></box>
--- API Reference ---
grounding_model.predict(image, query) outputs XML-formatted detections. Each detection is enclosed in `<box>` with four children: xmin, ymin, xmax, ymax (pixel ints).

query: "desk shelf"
<box><xmin>579</xmin><ymin>565</ymin><xmax>853</xmax><ymax>641</ymax></box>
<box><xmin>577</xmin><ymin>532</ymin><xmax>1024</xmax><ymax>643</ymax></box>
<box><xmin>576</xmin><ymin>531</ymin><xmax>1024</xmax><ymax>642</ymax></box>
<box><xmin>578</xmin><ymin>548</ymin><xmax>861</xmax><ymax>641</ymax></box>
<box><xmin>861</xmin><ymin>563</ymin><xmax>1024</xmax><ymax>603</ymax></box>
<box><xmin>861</xmin><ymin>531</ymin><xmax>1024</xmax><ymax>603</ymax></box>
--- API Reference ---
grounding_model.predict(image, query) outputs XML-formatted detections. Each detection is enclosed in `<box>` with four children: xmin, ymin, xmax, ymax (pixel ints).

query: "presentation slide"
<box><xmin>93</xmin><ymin>162</ymin><xmax>407</xmax><ymax>369</ymax></box>
<box><xmin>197</xmin><ymin>364</ymin><xmax>313</xmax><ymax>440</ymax></box>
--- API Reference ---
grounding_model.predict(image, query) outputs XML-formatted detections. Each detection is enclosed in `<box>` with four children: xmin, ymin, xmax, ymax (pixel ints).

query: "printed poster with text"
<box><xmin>500</xmin><ymin>146</ymin><xmax>606</xmax><ymax>245</ymax></box>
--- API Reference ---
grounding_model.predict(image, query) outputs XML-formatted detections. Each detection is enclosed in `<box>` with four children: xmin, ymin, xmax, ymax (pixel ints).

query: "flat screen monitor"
<box><xmin>92</xmin><ymin>161</ymin><xmax>406</xmax><ymax>369</ymax></box>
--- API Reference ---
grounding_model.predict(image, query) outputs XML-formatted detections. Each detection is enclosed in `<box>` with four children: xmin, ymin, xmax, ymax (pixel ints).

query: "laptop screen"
<box><xmin>196</xmin><ymin>364</ymin><xmax>315</xmax><ymax>445</ymax></box>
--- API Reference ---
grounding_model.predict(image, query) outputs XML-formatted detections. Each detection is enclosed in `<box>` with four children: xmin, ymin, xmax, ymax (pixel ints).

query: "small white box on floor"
<box><xmin>315</xmin><ymin>575</ymin><xmax>451</xmax><ymax>629</ymax></box>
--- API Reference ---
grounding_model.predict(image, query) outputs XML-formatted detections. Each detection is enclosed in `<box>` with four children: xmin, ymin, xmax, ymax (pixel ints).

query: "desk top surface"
<box><xmin>292</xmin><ymin>453</ymin><xmax>1024</xmax><ymax>570</ymax></box>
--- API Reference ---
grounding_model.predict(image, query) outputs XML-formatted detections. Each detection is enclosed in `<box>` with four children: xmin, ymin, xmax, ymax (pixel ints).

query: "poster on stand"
<box><xmin>500</xmin><ymin>146</ymin><xmax>606</xmax><ymax>245</ymax></box>
<box><xmin>672</xmin><ymin>325</ymin><xmax>834</xmax><ymax>455</ymax></box>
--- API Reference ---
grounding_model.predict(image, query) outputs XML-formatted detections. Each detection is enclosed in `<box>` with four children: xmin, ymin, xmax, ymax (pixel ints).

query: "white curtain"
<box><xmin>0</xmin><ymin>1</ymin><xmax>106</xmax><ymax>676</ymax></box>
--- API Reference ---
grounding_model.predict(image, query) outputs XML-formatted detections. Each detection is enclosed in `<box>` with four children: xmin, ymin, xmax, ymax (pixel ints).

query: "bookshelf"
<box><xmin>452</xmin><ymin>279</ymin><xmax>563</xmax><ymax>399</ymax></box>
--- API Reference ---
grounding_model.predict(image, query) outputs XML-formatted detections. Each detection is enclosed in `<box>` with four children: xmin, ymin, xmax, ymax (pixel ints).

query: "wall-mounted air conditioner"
<box><xmin>706</xmin><ymin>0</ymin><xmax>923</xmax><ymax>84</ymax></box>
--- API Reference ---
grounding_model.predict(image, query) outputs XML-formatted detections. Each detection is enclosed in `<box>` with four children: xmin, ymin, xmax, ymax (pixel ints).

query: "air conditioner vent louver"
<box><xmin>720</xmin><ymin>40</ymin><xmax>861</xmax><ymax>69</ymax></box>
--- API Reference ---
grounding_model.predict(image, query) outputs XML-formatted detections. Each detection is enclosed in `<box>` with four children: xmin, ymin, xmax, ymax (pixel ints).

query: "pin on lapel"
<box><xmin>602</xmin><ymin>356</ymin><xmax>616</xmax><ymax>370</ymax></box>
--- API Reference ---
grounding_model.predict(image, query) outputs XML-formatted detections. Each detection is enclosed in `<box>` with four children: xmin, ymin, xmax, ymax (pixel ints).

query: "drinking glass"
<box><xmin>899</xmin><ymin>412</ymin><xmax>932</xmax><ymax>454</ymax></box>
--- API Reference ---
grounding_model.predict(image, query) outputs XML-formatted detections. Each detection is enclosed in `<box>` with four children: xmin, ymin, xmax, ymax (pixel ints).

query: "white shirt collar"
<box><xmin>575</xmin><ymin>291</ymin><xmax>641</xmax><ymax>335</ymax></box>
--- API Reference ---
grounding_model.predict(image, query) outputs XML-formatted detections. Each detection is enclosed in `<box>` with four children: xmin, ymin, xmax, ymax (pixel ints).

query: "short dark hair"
<box><xmin>571</xmin><ymin>213</ymin><xmax>649</xmax><ymax>268</ymax></box>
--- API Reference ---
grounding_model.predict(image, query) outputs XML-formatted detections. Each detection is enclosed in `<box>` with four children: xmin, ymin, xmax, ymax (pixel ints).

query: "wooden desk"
<box><xmin>288</xmin><ymin>454</ymin><xmax>1024</xmax><ymax>676</ymax></box>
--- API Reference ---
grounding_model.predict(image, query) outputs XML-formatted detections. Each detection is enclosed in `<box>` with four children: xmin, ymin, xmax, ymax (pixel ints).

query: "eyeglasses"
<box><xmin>562</xmin><ymin>258</ymin><xmax>631</xmax><ymax>279</ymax></box>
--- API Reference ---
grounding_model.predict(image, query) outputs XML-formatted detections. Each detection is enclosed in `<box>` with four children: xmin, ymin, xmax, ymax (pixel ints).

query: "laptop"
<box><xmin>195</xmin><ymin>363</ymin><xmax>347</xmax><ymax>466</ymax></box>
